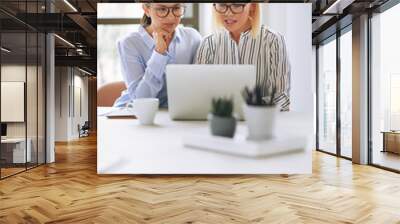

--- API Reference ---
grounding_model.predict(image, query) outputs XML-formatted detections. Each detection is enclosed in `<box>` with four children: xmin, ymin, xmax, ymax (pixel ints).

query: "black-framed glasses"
<box><xmin>151</xmin><ymin>5</ymin><xmax>185</xmax><ymax>18</ymax></box>
<box><xmin>213</xmin><ymin>3</ymin><xmax>247</xmax><ymax>14</ymax></box>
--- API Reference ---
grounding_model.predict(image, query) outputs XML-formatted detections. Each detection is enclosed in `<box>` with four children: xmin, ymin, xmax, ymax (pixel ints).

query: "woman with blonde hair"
<box><xmin>195</xmin><ymin>3</ymin><xmax>291</xmax><ymax>111</ymax></box>
<box><xmin>114</xmin><ymin>3</ymin><xmax>201</xmax><ymax>107</ymax></box>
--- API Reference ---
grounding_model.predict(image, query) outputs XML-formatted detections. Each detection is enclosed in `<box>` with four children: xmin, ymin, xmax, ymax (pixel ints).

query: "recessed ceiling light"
<box><xmin>78</xmin><ymin>67</ymin><xmax>92</xmax><ymax>76</ymax></box>
<box><xmin>322</xmin><ymin>0</ymin><xmax>354</xmax><ymax>15</ymax></box>
<box><xmin>54</xmin><ymin>34</ymin><xmax>75</xmax><ymax>48</ymax></box>
<box><xmin>1</xmin><ymin>47</ymin><xmax>11</xmax><ymax>53</ymax></box>
<box><xmin>323</xmin><ymin>0</ymin><xmax>342</xmax><ymax>14</ymax></box>
<box><xmin>63</xmin><ymin>0</ymin><xmax>78</xmax><ymax>12</ymax></box>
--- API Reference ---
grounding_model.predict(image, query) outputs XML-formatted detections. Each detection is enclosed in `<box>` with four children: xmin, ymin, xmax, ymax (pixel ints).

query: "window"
<box><xmin>316</xmin><ymin>23</ymin><xmax>354</xmax><ymax>159</ymax></box>
<box><xmin>370</xmin><ymin>2</ymin><xmax>400</xmax><ymax>171</ymax></box>
<box><xmin>98</xmin><ymin>3</ymin><xmax>143</xmax><ymax>19</ymax></box>
<box><xmin>340</xmin><ymin>28</ymin><xmax>352</xmax><ymax>158</ymax></box>
<box><xmin>97</xmin><ymin>24</ymin><xmax>139</xmax><ymax>85</ymax></box>
<box><xmin>317</xmin><ymin>37</ymin><xmax>337</xmax><ymax>155</ymax></box>
<box><xmin>390</xmin><ymin>74</ymin><xmax>400</xmax><ymax>130</ymax></box>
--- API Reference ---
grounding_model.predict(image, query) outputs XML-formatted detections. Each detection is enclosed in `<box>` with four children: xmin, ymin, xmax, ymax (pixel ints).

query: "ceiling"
<box><xmin>311</xmin><ymin>0</ymin><xmax>392</xmax><ymax>43</ymax></box>
<box><xmin>1</xmin><ymin>0</ymin><xmax>98</xmax><ymax>74</ymax></box>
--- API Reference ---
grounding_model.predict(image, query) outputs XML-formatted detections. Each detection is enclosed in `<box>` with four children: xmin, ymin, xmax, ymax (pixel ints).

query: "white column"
<box><xmin>352</xmin><ymin>14</ymin><xmax>369</xmax><ymax>164</ymax></box>
<box><xmin>46</xmin><ymin>33</ymin><xmax>55</xmax><ymax>163</ymax></box>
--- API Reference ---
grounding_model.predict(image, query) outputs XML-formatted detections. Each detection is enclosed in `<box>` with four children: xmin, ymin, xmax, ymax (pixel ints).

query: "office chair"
<box><xmin>97</xmin><ymin>81</ymin><xmax>126</xmax><ymax>107</ymax></box>
<box><xmin>79</xmin><ymin>121</ymin><xmax>90</xmax><ymax>138</ymax></box>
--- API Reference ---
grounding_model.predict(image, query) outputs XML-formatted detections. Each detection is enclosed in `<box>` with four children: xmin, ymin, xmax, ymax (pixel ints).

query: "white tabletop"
<box><xmin>97</xmin><ymin>107</ymin><xmax>313</xmax><ymax>174</ymax></box>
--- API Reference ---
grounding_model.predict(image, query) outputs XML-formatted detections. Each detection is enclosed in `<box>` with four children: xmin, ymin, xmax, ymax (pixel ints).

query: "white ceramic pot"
<box><xmin>242</xmin><ymin>104</ymin><xmax>278</xmax><ymax>140</ymax></box>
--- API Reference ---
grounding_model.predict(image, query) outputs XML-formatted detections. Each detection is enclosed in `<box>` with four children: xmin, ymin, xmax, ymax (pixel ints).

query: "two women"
<box><xmin>115</xmin><ymin>3</ymin><xmax>291</xmax><ymax>111</ymax></box>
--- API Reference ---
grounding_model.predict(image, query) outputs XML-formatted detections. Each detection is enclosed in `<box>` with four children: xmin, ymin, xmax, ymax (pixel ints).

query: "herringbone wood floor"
<box><xmin>1</xmin><ymin>134</ymin><xmax>400</xmax><ymax>224</ymax></box>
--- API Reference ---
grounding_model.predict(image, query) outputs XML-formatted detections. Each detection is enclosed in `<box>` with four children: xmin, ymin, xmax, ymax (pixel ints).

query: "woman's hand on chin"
<box><xmin>153</xmin><ymin>29</ymin><xmax>172</xmax><ymax>54</ymax></box>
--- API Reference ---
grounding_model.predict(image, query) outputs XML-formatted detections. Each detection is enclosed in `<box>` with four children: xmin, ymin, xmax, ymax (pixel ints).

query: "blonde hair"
<box><xmin>212</xmin><ymin>3</ymin><xmax>261</xmax><ymax>38</ymax></box>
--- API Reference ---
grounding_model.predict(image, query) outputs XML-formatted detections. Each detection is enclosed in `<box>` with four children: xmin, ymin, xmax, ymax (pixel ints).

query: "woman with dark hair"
<box><xmin>114</xmin><ymin>3</ymin><xmax>201</xmax><ymax>107</ymax></box>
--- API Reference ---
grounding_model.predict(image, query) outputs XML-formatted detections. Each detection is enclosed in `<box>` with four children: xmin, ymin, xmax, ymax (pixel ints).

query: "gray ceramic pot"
<box><xmin>209</xmin><ymin>114</ymin><xmax>237</xmax><ymax>138</ymax></box>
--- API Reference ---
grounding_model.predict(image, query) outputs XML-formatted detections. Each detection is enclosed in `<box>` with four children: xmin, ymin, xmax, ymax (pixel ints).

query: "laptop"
<box><xmin>166</xmin><ymin>64</ymin><xmax>256</xmax><ymax>120</ymax></box>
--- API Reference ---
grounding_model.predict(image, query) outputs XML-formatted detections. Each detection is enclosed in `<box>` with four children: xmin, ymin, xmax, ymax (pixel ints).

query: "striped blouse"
<box><xmin>195</xmin><ymin>25</ymin><xmax>291</xmax><ymax>111</ymax></box>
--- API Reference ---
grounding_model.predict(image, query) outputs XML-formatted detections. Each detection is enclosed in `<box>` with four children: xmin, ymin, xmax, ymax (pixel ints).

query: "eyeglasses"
<box><xmin>151</xmin><ymin>5</ymin><xmax>185</xmax><ymax>18</ymax></box>
<box><xmin>213</xmin><ymin>3</ymin><xmax>247</xmax><ymax>14</ymax></box>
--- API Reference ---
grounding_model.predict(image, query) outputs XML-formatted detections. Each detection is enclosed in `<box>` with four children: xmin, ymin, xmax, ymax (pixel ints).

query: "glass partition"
<box><xmin>0</xmin><ymin>1</ymin><xmax>46</xmax><ymax>179</ymax></box>
<box><xmin>1</xmin><ymin>30</ymin><xmax>28</xmax><ymax>177</ymax></box>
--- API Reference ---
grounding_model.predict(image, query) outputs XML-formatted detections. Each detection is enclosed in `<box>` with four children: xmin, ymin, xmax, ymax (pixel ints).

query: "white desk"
<box><xmin>1</xmin><ymin>138</ymin><xmax>32</xmax><ymax>163</ymax></box>
<box><xmin>98</xmin><ymin>107</ymin><xmax>313</xmax><ymax>174</ymax></box>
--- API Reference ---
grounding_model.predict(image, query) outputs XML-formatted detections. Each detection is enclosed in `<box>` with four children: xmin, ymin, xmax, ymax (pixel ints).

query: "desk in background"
<box><xmin>1</xmin><ymin>138</ymin><xmax>32</xmax><ymax>165</ymax></box>
<box><xmin>382</xmin><ymin>131</ymin><xmax>400</xmax><ymax>154</ymax></box>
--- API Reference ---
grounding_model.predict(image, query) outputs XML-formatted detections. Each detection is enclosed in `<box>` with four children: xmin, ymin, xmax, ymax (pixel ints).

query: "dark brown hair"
<box><xmin>141</xmin><ymin>3</ymin><xmax>152</xmax><ymax>27</ymax></box>
<box><xmin>141</xmin><ymin>14</ymin><xmax>152</xmax><ymax>27</ymax></box>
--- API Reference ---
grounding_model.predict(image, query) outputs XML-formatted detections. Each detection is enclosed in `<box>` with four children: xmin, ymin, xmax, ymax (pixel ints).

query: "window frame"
<box><xmin>315</xmin><ymin>24</ymin><xmax>353</xmax><ymax>161</ymax></box>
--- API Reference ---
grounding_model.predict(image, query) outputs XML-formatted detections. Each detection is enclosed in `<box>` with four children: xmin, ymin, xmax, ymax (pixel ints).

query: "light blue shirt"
<box><xmin>113</xmin><ymin>25</ymin><xmax>202</xmax><ymax>107</ymax></box>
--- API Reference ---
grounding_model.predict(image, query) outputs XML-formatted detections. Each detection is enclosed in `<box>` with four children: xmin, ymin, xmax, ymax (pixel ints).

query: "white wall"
<box><xmin>55</xmin><ymin>66</ymin><xmax>69</xmax><ymax>141</ymax></box>
<box><xmin>55</xmin><ymin>67</ymin><xmax>89</xmax><ymax>141</ymax></box>
<box><xmin>262</xmin><ymin>4</ymin><xmax>313</xmax><ymax>114</ymax></box>
<box><xmin>199</xmin><ymin>3</ymin><xmax>213</xmax><ymax>37</ymax></box>
<box><xmin>72</xmin><ymin>74</ymin><xmax>89</xmax><ymax>138</ymax></box>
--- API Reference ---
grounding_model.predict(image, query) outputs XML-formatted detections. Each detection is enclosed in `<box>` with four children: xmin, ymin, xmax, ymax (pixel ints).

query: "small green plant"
<box><xmin>211</xmin><ymin>97</ymin><xmax>234</xmax><ymax>117</ymax></box>
<box><xmin>241</xmin><ymin>84</ymin><xmax>276</xmax><ymax>106</ymax></box>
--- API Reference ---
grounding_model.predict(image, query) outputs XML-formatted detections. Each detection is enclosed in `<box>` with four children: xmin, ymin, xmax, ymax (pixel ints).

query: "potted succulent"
<box><xmin>241</xmin><ymin>84</ymin><xmax>279</xmax><ymax>140</ymax></box>
<box><xmin>209</xmin><ymin>97</ymin><xmax>236</xmax><ymax>138</ymax></box>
